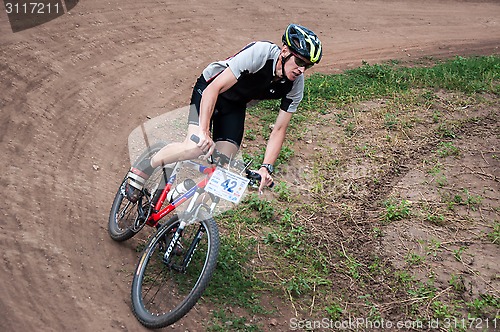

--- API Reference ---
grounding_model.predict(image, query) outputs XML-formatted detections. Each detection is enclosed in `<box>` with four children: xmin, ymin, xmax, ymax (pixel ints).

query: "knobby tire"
<box><xmin>131</xmin><ymin>213</ymin><xmax>220</xmax><ymax>328</ymax></box>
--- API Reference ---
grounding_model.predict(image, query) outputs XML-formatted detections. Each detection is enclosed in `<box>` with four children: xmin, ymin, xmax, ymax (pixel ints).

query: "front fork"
<box><xmin>162</xmin><ymin>188</ymin><xmax>218</xmax><ymax>271</ymax></box>
<box><xmin>162</xmin><ymin>221</ymin><xmax>205</xmax><ymax>273</ymax></box>
<box><xmin>182</xmin><ymin>226</ymin><xmax>205</xmax><ymax>269</ymax></box>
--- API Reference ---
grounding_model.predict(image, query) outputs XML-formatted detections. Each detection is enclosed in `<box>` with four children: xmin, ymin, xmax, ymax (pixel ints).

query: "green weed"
<box><xmin>244</xmin><ymin>129</ymin><xmax>257</xmax><ymax>141</ymax></box>
<box><xmin>426</xmin><ymin>239</ymin><xmax>442</xmax><ymax>257</ymax></box>
<box><xmin>405</xmin><ymin>252</ymin><xmax>425</xmax><ymax>266</ymax></box>
<box><xmin>466</xmin><ymin>294</ymin><xmax>500</xmax><ymax>318</ymax></box>
<box><xmin>372</xmin><ymin>227</ymin><xmax>383</xmax><ymax>238</ymax></box>
<box><xmin>273</xmin><ymin>181</ymin><xmax>292</xmax><ymax>202</ymax></box>
<box><xmin>395</xmin><ymin>271</ymin><xmax>414</xmax><ymax>285</ymax></box>
<box><xmin>441</xmin><ymin>188</ymin><xmax>483</xmax><ymax>211</ymax></box>
<box><xmin>437</xmin><ymin>122</ymin><xmax>458</xmax><ymax>139</ymax></box>
<box><xmin>427</xmin><ymin>213</ymin><xmax>445</xmax><ymax>225</ymax></box>
<box><xmin>205</xmin><ymin>233</ymin><xmax>265</xmax><ymax>308</ymax></box>
<box><xmin>449</xmin><ymin>274</ymin><xmax>465</xmax><ymax>293</ymax></box>
<box><xmin>426</xmin><ymin>159</ymin><xmax>443</xmax><ymax>175</ymax></box>
<box><xmin>344</xmin><ymin>122</ymin><xmax>356</xmax><ymax>137</ymax></box>
<box><xmin>487</xmin><ymin>222</ymin><xmax>499</xmax><ymax>245</ymax></box>
<box><xmin>384</xmin><ymin>112</ymin><xmax>399</xmax><ymax>129</ymax></box>
<box><xmin>431</xmin><ymin>301</ymin><xmax>454</xmax><ymax>319</ymax></box>
<box><xmin>325</xmin><ymin>303</ymin><xmax>343</xmax><ymax>321</ymax></box>
<box><xmin>436</xmin><ymin>142</ymin><xmax>460</xmax><ymax>158</ymax></box>
<box><xmin>435</xmin><ymin>175</ymin><xmax>448</xmax><ymax>188</ymax></box>
<box><xmin>303</xmin><ymin>55</ymin><xmax>500</xmax><ymax>111</ymax></box>
<box><xmin>452</xmin><ymin>246</ymin><xmax>467</xmax><ymax>262</ymax></box>
<box><xmin>246</xmin><ymin>194</ymin><xmax>275</xmax><ymax>223</ymax></box>
<box><xmin>383</xmin><ymin>198</ymin><xmax>411</xmax><ymax>222</ymax></box>
<box><xmin>408</xmin><ymin>280</ymin><xmax>437</xmax><ymax>299</ymax></box>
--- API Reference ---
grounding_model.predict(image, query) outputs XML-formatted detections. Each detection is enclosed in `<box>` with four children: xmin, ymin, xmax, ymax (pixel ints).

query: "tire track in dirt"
<box><xmin>1</xmin><ymin>0</ymin><xmax>499</xmax><ymax>331</ymax></box>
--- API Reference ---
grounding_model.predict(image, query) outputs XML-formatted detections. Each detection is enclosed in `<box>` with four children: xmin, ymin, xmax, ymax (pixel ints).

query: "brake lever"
<box><xmin>245</xmin><ymin>169</ymin><xmax>275</xmax><ymax>189</ymax></box>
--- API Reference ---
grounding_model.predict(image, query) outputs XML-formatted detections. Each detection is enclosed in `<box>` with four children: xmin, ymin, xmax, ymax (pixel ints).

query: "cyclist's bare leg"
<box><xmin>150</xmin><ymin>126</ymin><xmax>240</xmax><ymax>168</ymax></box>
<box><xmin>150</xmin><ymin>124</ymin><xmax>202</xmax><ymax>168</ymax></box>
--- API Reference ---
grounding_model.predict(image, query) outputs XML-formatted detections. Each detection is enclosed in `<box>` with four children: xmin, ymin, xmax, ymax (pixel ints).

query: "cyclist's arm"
<box><xmin>257</xmin><ymin>110</ymin><xmax>292</xmax><ymax>191</ymax></box>
<box><xmin>197</xmin><ymin>68</ymin><xmax>238</xmax><ymax>153</ymax></box>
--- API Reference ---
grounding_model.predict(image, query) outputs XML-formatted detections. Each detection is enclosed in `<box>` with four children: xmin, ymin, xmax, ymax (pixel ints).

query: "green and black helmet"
<box><xmin>282</xmin><ymin>24</ymin><xmax>322</xmax><ymax>64</ymax></box>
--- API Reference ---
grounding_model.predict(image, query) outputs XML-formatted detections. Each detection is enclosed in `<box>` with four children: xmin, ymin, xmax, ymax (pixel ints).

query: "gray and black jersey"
<box><xmin>202</xmin><ymin>41</ymin><xmax>304</xmax><ymax>113</ymax></box>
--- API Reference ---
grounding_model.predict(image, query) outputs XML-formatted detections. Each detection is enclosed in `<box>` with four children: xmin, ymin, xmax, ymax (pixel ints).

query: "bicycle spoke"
<box><xmin>117</xmin><ymin>200</ymin><xmax>133</xmax><ymax>221</ymax></box>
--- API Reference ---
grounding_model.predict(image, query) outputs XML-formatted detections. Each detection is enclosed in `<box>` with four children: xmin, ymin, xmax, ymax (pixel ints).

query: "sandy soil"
<box><xmin>1</xmin><ymin>0</ymin><xmax>499</xmax><ymax>331</ymax></box>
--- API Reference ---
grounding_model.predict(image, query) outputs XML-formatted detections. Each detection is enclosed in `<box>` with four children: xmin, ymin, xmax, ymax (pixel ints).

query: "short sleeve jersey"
<box><xmin>202</xmin><ymin>41</ymin><xmax>304</xmax><ymax>113</ymax></box>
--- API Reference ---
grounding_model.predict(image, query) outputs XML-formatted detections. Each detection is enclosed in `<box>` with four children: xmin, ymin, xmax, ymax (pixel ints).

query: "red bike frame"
<box><xmin>145</xmin><ymin>161</ymin><xmax>217</xmax><ymax>227</ymax></box>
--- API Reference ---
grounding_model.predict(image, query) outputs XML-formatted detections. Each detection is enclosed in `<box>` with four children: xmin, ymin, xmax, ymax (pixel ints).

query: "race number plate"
<box><xmin>206</xmin><ymin>167</ymin><xmax>249</xmax><ymax>203</ymax></box>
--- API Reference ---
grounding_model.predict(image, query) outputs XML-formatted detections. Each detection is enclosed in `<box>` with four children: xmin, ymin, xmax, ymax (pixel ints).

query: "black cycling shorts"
<box><xmin>188</xmin><ymin>75</ymin><xmax>246</xmax><ymax>147</ymax></box>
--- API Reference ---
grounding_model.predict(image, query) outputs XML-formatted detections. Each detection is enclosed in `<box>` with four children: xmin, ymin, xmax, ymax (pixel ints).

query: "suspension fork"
<box><xmin>163</xmin><ymin>220</ymin><xmax>185</xmax><ymax>265</ymax></box>
<box><xmin>161</xmin><ymin>189</ymin><xmax>201</xmax><ymax>265</ymax></box>
<box><xmin>181</xmin><ymin>225</ymin><xmax>205</xmax><ymax>270</ymax></box>
<box><xmin>162</xmin><ymin>191</ymin><xmax>213</xmax><ymax>270</ymax></box>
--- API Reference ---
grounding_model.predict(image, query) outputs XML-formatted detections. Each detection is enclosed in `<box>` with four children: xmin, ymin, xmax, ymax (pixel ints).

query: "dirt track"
<box><xmin>1</xmin><ymin>1</ymin><xmax>499</xmax><ymax>331</ymax></box>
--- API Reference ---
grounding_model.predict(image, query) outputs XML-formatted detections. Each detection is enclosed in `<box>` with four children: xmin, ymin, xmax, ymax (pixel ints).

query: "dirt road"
<box><xmin>1</xmin><ymin>1</ymin><xmax>499</xmax><ymax>331</ymax></box>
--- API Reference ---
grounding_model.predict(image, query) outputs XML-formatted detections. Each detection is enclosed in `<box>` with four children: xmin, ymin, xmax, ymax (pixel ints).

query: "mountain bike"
<box><xmin>108</xmin><ymin>136</ymin><xmax>268</xmax><ymax>328</ymax></box>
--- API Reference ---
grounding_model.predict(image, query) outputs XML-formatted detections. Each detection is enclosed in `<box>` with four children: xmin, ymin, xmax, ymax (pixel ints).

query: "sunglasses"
<box><xmin>292</xmin><ymin>54</ymin><xmax>314</xmax><ymax>69</ymax></box>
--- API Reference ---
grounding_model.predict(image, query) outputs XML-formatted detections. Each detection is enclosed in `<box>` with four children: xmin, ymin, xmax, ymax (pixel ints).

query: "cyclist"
<box><xmin>126</xmin><ymin>23</ymin><xmax>322</xmax><ymax>202</ymax></box>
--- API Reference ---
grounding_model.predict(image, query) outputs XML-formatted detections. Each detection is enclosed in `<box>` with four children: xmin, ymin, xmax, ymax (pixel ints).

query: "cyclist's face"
<box><xmin>282</xmin><ymin>48</ymin><xmax>313</xmax><ymax>81</ymax></box>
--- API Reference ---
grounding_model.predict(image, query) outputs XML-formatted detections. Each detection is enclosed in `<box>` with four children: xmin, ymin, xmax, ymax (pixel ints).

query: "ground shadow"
<box><xmin>4</xmin><ymin>0</ymin><xmax>79</xmax><ymax>32</ymax></box>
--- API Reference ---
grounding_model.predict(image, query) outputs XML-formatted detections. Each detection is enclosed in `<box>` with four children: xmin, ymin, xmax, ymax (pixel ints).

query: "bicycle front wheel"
<box><xmin>131</xmin><ymin>213</ymin><xmax>220</xmax><ymax>328</ymax></box>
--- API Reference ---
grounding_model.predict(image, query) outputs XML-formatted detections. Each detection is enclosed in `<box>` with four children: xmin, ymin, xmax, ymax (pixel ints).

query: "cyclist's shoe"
<box><xmin>125</xmin><ymin>172</ymin><xmax>145</xmax><ymax>203</ymax></box>
<box><xmin>125</xmin><ymin>158</ymin><xmax>155</xmax><ymax>203</ymax></box>
<box><xmin>124</xmin><ymin>182</ymin><xmax>141</xmax><ymax>203</ymax></box>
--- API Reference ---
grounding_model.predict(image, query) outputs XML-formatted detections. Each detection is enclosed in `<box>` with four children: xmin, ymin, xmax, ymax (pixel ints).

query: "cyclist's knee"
<box><xmin>215</xmin><ymin>140</ymin><xmax>239</xmax><ymax>159</ymax></box>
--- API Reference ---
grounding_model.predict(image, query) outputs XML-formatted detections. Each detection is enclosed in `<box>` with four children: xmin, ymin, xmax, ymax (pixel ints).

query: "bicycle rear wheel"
<box><xmin>131</xmin><ymin>213</ymin><xmax>220</xmax><ymax>328</ymax></box>
<box><xmin>107</xmin><ymin>179</ymin><xmax>142</xmax><ymax>241</ymax></box>
<box><xmin>108</xmin><ymin>142</ymin><xmax>167</xmax><ymax>242</ymax></box>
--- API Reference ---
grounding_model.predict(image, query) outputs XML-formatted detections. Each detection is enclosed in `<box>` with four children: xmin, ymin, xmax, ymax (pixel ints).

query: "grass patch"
<box><xmin>200</xmin><ymin>55</ymin><xmax>499</xmax><ymax>325</ymax></box>
<box><xmin>203</xmin><ymin>231</ymin><xmax>266</xmax><ymax>310</ymax></box>
<box><xmin>303</xmin><ymin>55</ymin><xmax>499</xmax><ymax>110</ymax></box>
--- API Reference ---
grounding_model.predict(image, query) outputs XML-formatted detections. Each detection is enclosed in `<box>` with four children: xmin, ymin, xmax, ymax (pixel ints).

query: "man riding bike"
<box><xmin>125</xmin><ymin>23</ymin><xmax>323</xmax><ymax>202</ymax></box>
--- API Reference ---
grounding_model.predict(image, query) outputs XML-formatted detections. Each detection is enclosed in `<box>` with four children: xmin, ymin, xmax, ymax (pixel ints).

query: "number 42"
<box><xmin>221</xmin><ymin>179</ymin><xmax>237</xmax><ymax>193</ymax></box>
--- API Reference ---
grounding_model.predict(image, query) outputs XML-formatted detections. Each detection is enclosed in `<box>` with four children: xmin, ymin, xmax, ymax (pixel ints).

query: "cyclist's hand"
<box><xmin>196</xmin><ymin>130</ymin><xmax>215</xmax><ymax>159</ymax></box>
<box><xmin>257</xmin><ymin>167</ymin><xmax>273</xmax><ymax>194</ymax></box>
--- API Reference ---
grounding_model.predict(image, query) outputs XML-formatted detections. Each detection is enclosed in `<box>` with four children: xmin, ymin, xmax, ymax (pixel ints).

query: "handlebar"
<box><xmin>190</xmin><ymin>134</ymin><xmax>274</xmax><ymax>189</ymax></box>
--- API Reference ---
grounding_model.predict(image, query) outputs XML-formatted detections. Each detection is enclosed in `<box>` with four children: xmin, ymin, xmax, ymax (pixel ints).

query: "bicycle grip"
<box><xmin>246</xmin><ymin>170</ymin><xmax>274</xmax><ymax>189</ymax></box>
<box><xmin>190</xmin><ymin>134</ymin><xmax>200</xmax><ymax>144</ymax></box>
